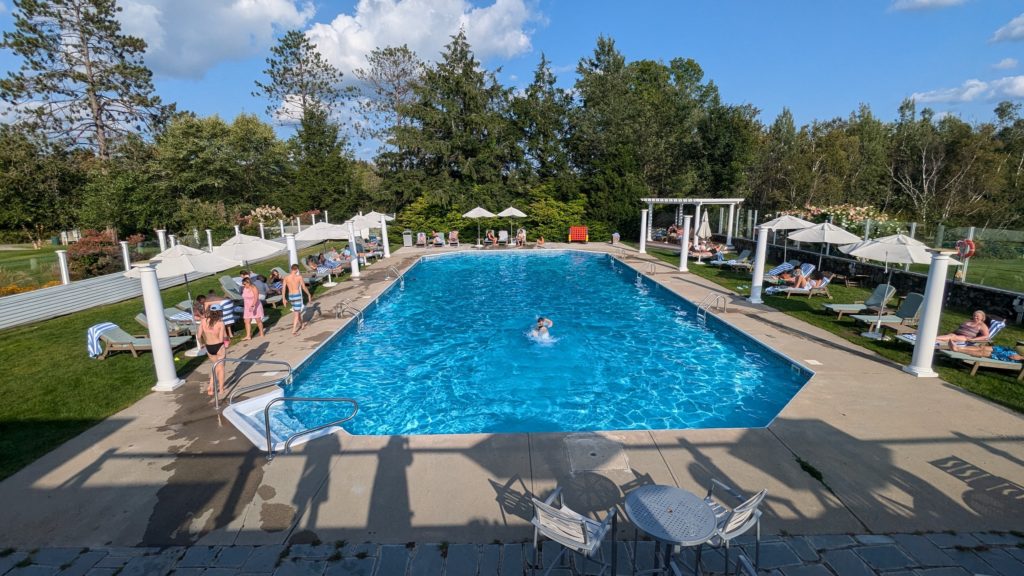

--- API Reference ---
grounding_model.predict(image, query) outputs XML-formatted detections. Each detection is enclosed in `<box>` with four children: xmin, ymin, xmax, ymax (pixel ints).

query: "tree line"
<box><xmin>1</xmin><ymin>0</ymin><xmax>1022</xmax><ymax>248</ymax></box>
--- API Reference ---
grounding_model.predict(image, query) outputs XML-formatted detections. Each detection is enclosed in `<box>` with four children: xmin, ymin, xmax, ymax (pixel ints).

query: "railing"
<box><xmin>696</xmin><ymin>292</ymin><xmax>728</xmax><ymax>325</ymax></box>
<box><xmin>263</xmin><ymin>396</ymin><xmax>359</xmax><ymax>460</ymax></box>
<box><xmin>334</xmin><ymin>298</ymin><xmax>364</xmax><ymax>324</ymax></box>
<box><xmin>212</xmin><ymin>357</ymin><xmax>294</xmax><ymax>411</ymax></box>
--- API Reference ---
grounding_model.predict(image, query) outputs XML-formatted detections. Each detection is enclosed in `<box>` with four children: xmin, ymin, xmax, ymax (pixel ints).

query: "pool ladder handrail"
<box><xmin>386</xmin><ymin>265</ymin><xmax>406</xmax><ymax>290</ymax></box>
<box><xmin>212</xmin><ymin>357</ymin><xmax>294</xmax><ymax>411</ymax></box>
<box><xmin>334</xmin><ymin>298</ymin><xmax>365</xmax><ymax>324</ymax></box>
<box><xmin>696</xmin><ymin>292</ymin><xmax>728</xmax><ymax>325</ymax></box>
<box><xmin>264</xmin><ymin>396</ymin><xmax>359</xmax><ymax>460</ymax></box>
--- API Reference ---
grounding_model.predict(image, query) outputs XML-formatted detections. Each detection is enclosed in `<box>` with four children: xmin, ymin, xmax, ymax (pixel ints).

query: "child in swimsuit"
<box><xmin>200</xmin><ymin>307</ymin><xmax>228</xmax><ymax>397</ymax></box>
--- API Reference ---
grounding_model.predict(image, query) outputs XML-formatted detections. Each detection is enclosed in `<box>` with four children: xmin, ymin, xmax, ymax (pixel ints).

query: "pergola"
<box><xmin>638</xmin><ymin>197</ymin><xmax>745</xmax><ymax>248</ymax></box>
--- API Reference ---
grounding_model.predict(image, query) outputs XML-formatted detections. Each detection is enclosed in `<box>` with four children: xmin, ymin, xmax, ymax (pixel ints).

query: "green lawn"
<box><xmin>0</xmin><ymin>244</ymin><xmax>61</xmax><ymax>287</ymax></box>
<box><xmin>640</xmin><ymin>245</ymin><xmax>1024</xmax><ymax>415</ymax></box>
<box><xmin>0</xmin><ymin>245</ymin><xmax>349</xmax><ymax>481</ymax></box>
<box><xmin>907</xmin><ymin>257</ymin><xmax>1024</xmax><ymax>293</ymax></box>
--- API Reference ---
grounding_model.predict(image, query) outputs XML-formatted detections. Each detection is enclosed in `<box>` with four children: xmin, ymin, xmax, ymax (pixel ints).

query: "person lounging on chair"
<box><xmin>938</xmin><ymin>343</ymin><xmax>1024</xmax><ymax>381</ymax></box>
<box><xmin>781</xmin><ymin>272</ymin><xmax>833</xmax><ymax>299</ymax></box>
<box><xmin>416</xmin><ymin>232</ymin><xmax>427</xmax><ymax>247</ymax></box>
<box><xmin>448</xmin><ymin>230</ymin><xmax>460</xmax><ymax>246</ymax></box>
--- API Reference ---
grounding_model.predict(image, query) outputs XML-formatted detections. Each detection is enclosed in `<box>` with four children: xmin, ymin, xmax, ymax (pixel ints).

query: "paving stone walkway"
<box><xmin>2</xmin><ymin>531</ymin><xmax>1022</xmax><ymax>576</ymax></box>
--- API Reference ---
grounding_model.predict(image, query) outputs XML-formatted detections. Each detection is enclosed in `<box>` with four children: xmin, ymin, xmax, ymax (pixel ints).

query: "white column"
<box><xmin>904</xmin><ymin>223</ymin><xmax>917</xmax><ymax>271</ymax></box>
<box><xmin>157</xmin><ymin>229</ymin><xmax>167</xmax><ymax>252</ymax></box>
<box><xmin>381</xmin><ymin>215</ymin><xmax>391</xmax><ymax>258</ymax></box>
<box><xmin>295</xmin><ymin>217</ymin><xmax>302</xmax><ymax>233</ymax></box>
<box><xmin>863</xmin><ymin>218</ymin><xmax>873</xmax><ymax>240</ymax></box>
<box><xmin>136</xmin><ymin>265</ymin><xmax>183</xmax><ymax>391</ymax></box>
<box><xmin>120</xmin><ymin>241</ymin><xmax>131</xmax><ymax>272</ymax></box>
<box><xmin>960</xmin><ymin>226</ymin><xmax>975</xmax><ymax>282</ymax></box>
<box><xmin>233</xmin><ymin>225</ymin><xmax>240</xmax><ymax>236</ymax></box>
<box><xmin>168</xmin><ymin>234</ymin><xmax>177</xmax><ymax>247</ymax></box>
<box><xmin>347</xmin><ymin>222</ymin><xmax>361</xmax><ymax>278</ymax></box>
<box><xmin>259</xmin><ymin>223</ymin><xmax>265</xmax><ymax>239</ymax></box>
<box><xmin>678</xmin><ymin>215</ymin><xmax>691</xmax><ymax>273</ymax></box>
<box><xmin>747</xmin><ymin>210</ymin><xmax>754</xmax><ymax>238</ymax></box>
<box><xmin>725</xmin><ymin>205</ymin><xmax>735</xmax><ymax>248</ymax></box>
<box><xmin>749</xmin><ymin>226</ymin><xmax>769</xmax><ymax>304</ymax></box>
<box><xmin>718</xmin><ymin>207</ymin><xmax>724</xmax><ymax>234</ymax></box>
<box><xmin>639</xmin><ymin>208</ymin><xmax>649</xmax><ymax>254</ymax></box>
<box><xmin>278</xmin><ymin>219</ymin><xmax>285</xmax><ymax>237</ymax></box>
<box><xmin>285</xmin><ymin>233</ymin><xmax>298</xmax><ymax>267</ymax></box>
<box><xmin>904</xmin><ymin>250</ymin><xmax>956</xmax><ymax>378</ymax></box>
<box><xmin>693</xmin><ymin>204</ymin><xmax>702</xmax><ymax>245</ymax></box>
<box><xmin>646</xmin><ymin>203</ymin><xmax>654</xmax><ymax>241</ymax></box>
<box><xmin>311</xmin><ymin>213</ymin><xmax>317</xmax><ymax>225</ymax></box>
<box><xmin>192</xmin><ymin>228</ymin><xmax>199</xmax><ymax>245</ymax></box>
<box><xmin>324</xmin><ymin>210</ymin><xmax>329</xmax><ymax>223</ymax></box>
<box><xmin>205</xmin><ymin>229</ymin><xmax>213</xmax><ymax>252</ymax></box>
<box><xmin>56</xmin><ymin>250</ymin><xmax>70</xmax><ymax>284</ymax></box>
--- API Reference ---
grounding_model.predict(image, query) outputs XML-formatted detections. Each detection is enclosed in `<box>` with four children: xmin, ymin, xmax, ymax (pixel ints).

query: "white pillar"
<box><xmin>347</xmin><ymin>222</ymin><xmax>361</xmax><ymax>278</ymax></box>
<box><xmin>168</xmin><ymin>234</ymin><xmax>177</xmax><ymax>247</ymax></box>
<box><xmin>863</xmin><ymin>218</ymin><xmax>872</xmax><ymax>240</ymax></box>
<box><xmin>646</xmin><ymin>203</ymin><xmax>654</xmax><ymax>241</ymax></box>
<box><xmin>904</xmin><ymin>223</ymin><xmax>917</xmax><ymax>271</ymax></box>
<box><xmin>747</xmin><ymin>210</ymin><xmax>754</xmax><ymax>238</ymax></box>
<box><xmin>56</xmin><ymin>250</ymin><xmax>70</xmax><ymax>284</ymax></box>
<box><xmin>725</xmin><ymin>205</ymin><xmax>735</xmax><ymax>248</ymax></box>
<box><xmin>311</xmin><ymin>213</ymin><xmax>317</xmax><ymax>225</ymax></box>
<box><xmin>192</xmin><ymin>228</ymin><xmax>199</xmax><ymax>245</ymax></box>
<box><xmin>136</xmin><ymin>265</ymin><xmax>184</xmax><ymax>391</ymax></box>
<box><xmin>157</xmin><ymin>229</ymin><xmax>167</xmax><ymax>252</ymax></box>
<box><xmin>904</xmin><ymin>250</ymin><xmax>956</xmax><ymax>378</ymax></box>
<box><xmin>205</xmin><ymin>229</ymin><xmax>213</xmax><ymax>252</ymax></box>
<box><xmin>233</xmin><ymin>225</ymin><xmax>240</xmax><ymax>236</ymax></box>
<box><xmin>259</xmin><ymin>223</ymin><xmax>265</xmax><ymax>239</ymax></box>
<box><xmin>120</xmin><ymin>241</ymin><xmax>131</xmax><ymax>272</ymax></box>
<box><xmin>749</xmin><ymin>226</ymin><xmax>769</xmax><ymax>304</ymax></box>
<box><xmin>324</xmin><ymin>210</ymin><xmax>329</xmax><ymax>223</ymax></box>
<box><xmin>381</xmin><ymin>215</ymin><xmax>391</xmax><ymax>258</ymax></box>
<box><xmin>678</xmin><ymin>215</ymin><xmax>691</xmax><ymax>273</ymax></box>
<box><xmin>693</xmin><ymin>204</ymin><xmax>702</xmax><ymax>245</ymax></box>
<box><xmin>295</xmin><ymin>217</ymin><xmax>302</xmax><ymax>233</ymax></box>
<box><xmin>960</xmin><ymin>226</ymin><xmax>975</xmax><ymax>282</ymax></box>
<box><xmin>639</xmin><ymin>209</ymin><xmax>649</xmax><ymax>254</ymax></box>
<box><xmin>718</xmin><ymin>207</ymin><xmax>724</xmax><ymax>234</ymax></box>
<box><xmin>278</xmin><ymin>219</ymin><xmax>285</xmax><ymax>237</ymax></box>
<box><xmin>285</xmin><ymin>233</ymin><xmax>298</xmax><ymax>267</ymax></box>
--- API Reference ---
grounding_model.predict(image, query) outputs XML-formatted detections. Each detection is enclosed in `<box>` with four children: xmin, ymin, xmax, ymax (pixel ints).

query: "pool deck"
<box><xmin>0</xmin><ymin>243</ymin><xmax>1022</xmax><ymax>551</ymax></box>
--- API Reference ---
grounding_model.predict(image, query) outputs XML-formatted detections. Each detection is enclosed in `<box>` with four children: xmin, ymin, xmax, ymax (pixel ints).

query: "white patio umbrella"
<box><xmin>212</xmin><ymin>233</ymin><xmax>285</xmax><ymax>266</ymax></box>
<box><xmin>840</xmin><ymin>233</ymin><xmax>959</xmax><ymax>339</ymax></box>
<box><xmin>463</xmin><ymin>206</ymin><xmax>496</xmax><ymax>247</ymax></box>
<box><xmin>295</xmin><ymin>222</ymin><xmax>351</xmax><ymax>287</ymax></box>
<box><xmin>694</xmin><ymin>211</ymin><xmax>714</xmax><ymax>264</ymax></box>
<box><xmin>497</xmin><ymin>207</ymin><xmax>528</xmax><ymax>241</ymax></box>
<box><xmin>362</xmin><ymin>210</ymin><xmax>394</xmax><ymax>223</ymax></box>
<box><xmin>788</xmin><ymin>222</ymin><xmax>861</xmax><ymax>270</ymax></box>
<box><xmin>125</xmin><ymin>244</ymin><xmax>236</xmax><ymax>356</ymax></box>
<box><xmin>759</xmin><ymin>215</ymin><xmax>815</xmax><ymax>262</ymax></box>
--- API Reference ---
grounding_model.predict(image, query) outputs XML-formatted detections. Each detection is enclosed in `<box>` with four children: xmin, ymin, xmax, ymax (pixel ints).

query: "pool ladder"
<box><xmin>334</xmin><ymin>298</ymin><xmax>365</xmax><ymax>325</ymax></box>
<box><xmin>385</xmin><ymin>265</ymin><xmax>405</xmax><ymax>290</ymax></box>
<box><xmin>211</xmin><ymin>357</ymin><xmax>295</xmax><ymax>411</ymax></box>
<box><xmin>263</xmin><ymin>396</ymin><xmax>359</xmax><ymax>461</ymax></box>
<box><xmin>696</xmin><ymin>292</ymin><xmax>728</xmax><ymax>326</ymax></box>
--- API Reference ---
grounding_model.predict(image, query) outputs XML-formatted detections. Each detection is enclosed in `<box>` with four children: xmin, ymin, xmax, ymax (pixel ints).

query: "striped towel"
<box><xmin>169</xmin><ymin>311</ymin><xmax>193</xmax><ymax>323</ymax></box>
<box><xmin>87</xmin><ymin>322</ymin><xmax>118</xmax><ymax>358</ymax></box>
<box><xmin>317</xmin><ymin>266</ymin><xmax>331</xmax><ymax>275</ymax></box>
<box><xmin>210</xmin><ymin>303</ymin><xmax>238</xmax><ymax>325</ymax></box>
<box><xmin>766</xmin><ymin>262</ymin><xmax>794</xmax><ymax>276</ymax></box>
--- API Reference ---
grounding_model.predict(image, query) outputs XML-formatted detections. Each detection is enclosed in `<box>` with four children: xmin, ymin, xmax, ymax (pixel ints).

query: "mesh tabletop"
<box><xmin>624</xmin><ymin>485</ymin><xmax>717</xmax><ymax>546</ymax></box>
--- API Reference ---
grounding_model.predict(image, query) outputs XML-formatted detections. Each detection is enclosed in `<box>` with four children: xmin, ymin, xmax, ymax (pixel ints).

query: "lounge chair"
<box><xmin>531</xmin><ymin>486</ymin><xmax>616</xmax><ymax>576</ymax></box>
<box><xmin>896</xmin><ymin>316</ymin><xmax>1008</xmax><ymax>347</ymax></box>
<box><xmin>498</xmin><ymin>229</ymin><xmax>510</xmax><ymax>246</ymax></box>
<box><xmin>134</xmin><ymin>312</ymin><xmax>193</xmax><ymax>336</ymax></box>
<box><xmin>823</xmin><ymin>283</ymin><xmax>896</xmax><ymax>320</ymax></box>
<box><xmin>783</xmin><ymin>274</ymin><xmax>833</xmax><ymax>299</ymax></box>
<box><xmin>850</xmin><ymin>292</ymin><xmax>924</xmax><ymax>331</ymax></box>
<box><xmin>709</xmin><ymin>249</ymin><xmax>750</xmax><ymax>267</ymax></box>
<box><xmin>727</xmin><ymin>250</ymin><xmax>754</xmax><ymax>271</ymax></box>
<box><xmin>938</xmin><ymin>349</ymin><xmax>1024</xmax><ymax>381</ymax></box>
<box><xmin>430</xmin><ymin>232</ymin><xmax>444</xmax><ymax>247</ymax></box>
<box><xmin>219</xmin><ymin>276</ymin><xmax>244</xmax><ymax>302</ymax></box>
<box><xmin>764</xmin><ymin>262</ymin><xmax>795</xmax><ymax>277</ymax></box>
<box><xmin>416</xmin><ymin>232</ymin><xmax>427</xmax><ymax>247</ymax></box>
<box><xmin>97</xmin><ymin>325</ymin><xmax>192</xmax><ymax>360</ymax></box>
<box><xmin>483</xmin><ymin>230</ymin><xmax>496</xmax><ymax>246</ymax></box>
<box><xmin>448</xmin><ymin>230</ymin><xmax>460</xmax><ymax>246</ymax></box>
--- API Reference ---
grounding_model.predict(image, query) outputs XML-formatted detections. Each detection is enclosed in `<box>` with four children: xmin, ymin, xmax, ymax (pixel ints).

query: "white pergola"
<box><xmin>638</xmin><ymin>197</ymin><xmax>745</xmax><ymax>253</ymax></box>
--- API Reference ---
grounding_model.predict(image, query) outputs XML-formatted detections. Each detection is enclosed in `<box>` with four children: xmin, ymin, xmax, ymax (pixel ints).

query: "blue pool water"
<box><xmin>279</xmin><ymin>251</ymin><xmax>810</xmax><ymax>435</ymax></box>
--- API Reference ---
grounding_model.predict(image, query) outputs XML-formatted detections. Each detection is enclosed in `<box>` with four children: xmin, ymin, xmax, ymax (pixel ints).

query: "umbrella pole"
<box><xmin>862</xmin><ymin>253</ymin><xmax>891</xmax><ymax>340</ymax></box>
<box><xmin>322</xmin><ymin>240</ymin><xmax>337</xmax><ymax>287</ymax></box>
<box><xmin>183</xmin><ymin>273</ymin><xmax>207</xmax><ymax>357</ymax></box>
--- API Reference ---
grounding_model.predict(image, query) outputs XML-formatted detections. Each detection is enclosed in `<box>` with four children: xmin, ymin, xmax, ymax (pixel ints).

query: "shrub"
<box><xmin>778</xmin><ymin>204</ymin><xmax>899</xmax><ymax>237</ymax></box>
<box><xmin>66</xmin><ymin>230</ymin><xmax>144</xmax><ymax>279</ymax></box>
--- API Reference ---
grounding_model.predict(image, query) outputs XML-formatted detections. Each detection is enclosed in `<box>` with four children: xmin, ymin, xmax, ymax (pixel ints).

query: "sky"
<box><xmin>1</xmin><ymin>0</ymin><xmax>1023</xmax><ymax>160</ymax></box>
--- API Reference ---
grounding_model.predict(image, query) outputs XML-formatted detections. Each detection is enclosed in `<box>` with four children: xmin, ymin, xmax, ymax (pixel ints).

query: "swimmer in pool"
<box><xmin>533</xmin><ymin>317</ymin><xmax>553</xmax><ymax>338</ymax></box>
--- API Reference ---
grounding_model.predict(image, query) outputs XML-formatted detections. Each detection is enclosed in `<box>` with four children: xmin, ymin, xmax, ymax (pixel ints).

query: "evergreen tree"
<box><xmin>0</xmin><ymin>0</ymin><xmax>165</xmax><ymax>159</ymax></box>
<box><xmin>510</xmin><ymin>54</ymin><xmax>572</xmax><ymax>183</ymax></box>
<box><xmin>254</xmin><ymin>30</ymin><xmax>347</xmax><ymax>122</ymax></box>
<box><xmin>286</xmin><ymin>107</ymin><xmax>358</xmax><ymax>216</ymax></box>
<box><xmin>353</xmin><ymin>44</ymin><xmax>423</xmax><ymax>145</ymax></box>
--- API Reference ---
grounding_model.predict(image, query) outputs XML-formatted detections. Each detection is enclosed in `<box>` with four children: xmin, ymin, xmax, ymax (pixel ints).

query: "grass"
<box><xmin>0</xmin><ymin>244</ymin><xmax>61</xmax><ymax>287</ymax></box>
<box><xmin>640</xmin><ymin>245</ymin><xmax>1024</xmax><ymax>414</ymax></box>
<box><xmin>908</xmin><ymin>256</ymin><xmax>1024</xmax><ymax>294</ymax></box>
<box><xmin>0</xmin><ymin>245</ymin><xmax>349</xmax><ymax>481</ymax></box>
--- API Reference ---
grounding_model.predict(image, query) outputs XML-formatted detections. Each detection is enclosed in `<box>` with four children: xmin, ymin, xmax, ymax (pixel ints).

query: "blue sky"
<box><xmin>1</xmin><ymin>0</ymin><xmax>1023</xmax><ymax>159</ymax></box>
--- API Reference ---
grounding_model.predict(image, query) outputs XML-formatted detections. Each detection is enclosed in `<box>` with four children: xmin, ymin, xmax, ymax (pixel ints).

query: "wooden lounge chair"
<box><xmin>783</xmin><ymin>274</ymin><xmax>833</xmax><ymax>299</ymax></box>
<box><xmin>823</xmin><ymin>284</ymin><xmax>896</xmax><ymax>320</ymax></box>
<box><xmin>134</xmin><ymin>312</ymin><xmax>193</xmax><ymax>336</ymax></box>
<box><xmin>98</xmin><ymin>326</ymin><xmax>192</xmax><ymax>360</ymax></box>
<box><xmin>938</xmin><ymin>349</ymin><xmax>1024</xmax><ymax>381</ymax></box>
<box><xmin>850</xmin><ymin>292</ymin><xmax>924</xmax><ymax>330</ymax></box>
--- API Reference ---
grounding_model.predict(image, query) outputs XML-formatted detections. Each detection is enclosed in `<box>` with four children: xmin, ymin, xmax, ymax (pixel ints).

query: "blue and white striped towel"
<box><xmin>87</xmin><ymin>322</ymin><xmax>118</xmax><ymax>358</ymax></box>
<box><xmin>169</xmin><ymin>311</ymin><xmax>193</xmax><ymax>323</ymax></box>
<box><xmin>766</xmin><ymin>262</ymin><xmax>794</xmax><ymax>276</ymax></box>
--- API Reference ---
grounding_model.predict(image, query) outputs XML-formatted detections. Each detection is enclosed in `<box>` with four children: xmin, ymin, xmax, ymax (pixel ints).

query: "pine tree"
<box><xmin>254</xmin><ymin>30</ymin><xmax>347</xmax><ymax>122</ymax></box>
<box><xmin>0</xmin><ymin>0</ymin><xmax>165</xmax><ymax>160</ymax></box>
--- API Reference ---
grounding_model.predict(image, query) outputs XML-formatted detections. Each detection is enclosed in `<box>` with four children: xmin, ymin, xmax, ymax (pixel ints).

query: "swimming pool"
<box><xmin>275</xmin><ymin>251</ymin><xmax>810</xmax><ymax>436</ymax></box>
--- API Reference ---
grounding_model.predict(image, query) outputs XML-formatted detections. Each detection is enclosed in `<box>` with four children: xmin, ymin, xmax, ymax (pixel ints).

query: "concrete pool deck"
<box><xmin>0</xmin><ymin>243</ymin><xmax>1022</xmax><ymax>550</ymax></box>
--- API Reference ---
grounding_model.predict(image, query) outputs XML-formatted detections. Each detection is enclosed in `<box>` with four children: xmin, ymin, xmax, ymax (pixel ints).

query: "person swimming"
<box><xmin>532</xmin><ymin>317</ymin><xmax>553</xmax><ymax>339</ymax></box>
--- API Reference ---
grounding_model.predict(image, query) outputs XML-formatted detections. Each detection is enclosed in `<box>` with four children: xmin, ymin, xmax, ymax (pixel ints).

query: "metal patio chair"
<box><xmin>531</xmin><ymin>486</ymin><xmax>617</xmax><ymax>575</ymax></box>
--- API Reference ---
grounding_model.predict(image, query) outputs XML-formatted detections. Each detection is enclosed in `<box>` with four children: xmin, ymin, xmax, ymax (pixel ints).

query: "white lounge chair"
<box><xmin>709</xmin><ymin>249</ymin><xmax>750</xmax><ymax>267</ymax></box>
<box><xmin>850</xmin><ymin>292</ymin><xmax>924</xmax><ymax>331</ymax></box>
<box><xmin>938</xmin><ymin>348</ymin><xmax>1024</xmax><ymax>381</ymax></box>
<box><xmin>448</xmin><ymin>230</ymin><xmax>460</xmax><ymax>246</ymax></box>
<box><xmin>498</xmin><ymin>229</ymin><xmax>510</xmax><ymax>246</ymax></box>
<box><xmin>823</xmin><ymin>284</ymin><xmax>896</xmax><ymax>320</ymax></box>
<box><xmin>531</xmin><ymin>486</ymin><xmax>616</xmax><ymax>576</ymax></box>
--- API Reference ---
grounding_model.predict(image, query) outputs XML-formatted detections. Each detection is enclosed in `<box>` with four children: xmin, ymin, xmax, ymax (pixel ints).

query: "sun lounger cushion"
<box><xmin>766</xmin><ymin>263</ymin><xmax>794</xmax><ymax>276</ymax></box>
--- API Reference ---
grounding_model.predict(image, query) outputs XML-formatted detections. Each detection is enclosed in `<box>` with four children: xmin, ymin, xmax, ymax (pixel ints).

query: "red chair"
<box><xmin>568</xmin><ymin>226</ymin><xmax>589</xmax><ymax>243</ymax></box>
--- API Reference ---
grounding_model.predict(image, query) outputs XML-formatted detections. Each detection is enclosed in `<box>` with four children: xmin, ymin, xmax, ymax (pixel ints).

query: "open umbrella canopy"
<box><xmin>295</xmin><ymin>221</ymin><xmax>351</xmax><ymax>242</ymax></box>
<box><xmin>759</xmin><ymin>215</ymin><xmax>815</xmax><ymax>231</ymax></box>
<box><xmin>787</xmin><ymin>222</ymin><xmax>861</xmax><ymax>245</ymax></box>
<box><xmin>463</xmin><ymin>206</ymin><xmax>496</xmax><ymax>219</ymax></box>
<box><xmin>840</xmin><ymin>233</ymin><xmax>956</xmax><ymax>266</ymax></box>
<box><xmin>212</xmin><ymin>233</ymin><xmax>285</xmax><ymax>264</ymax></box>
<box><xmin>496</xmin><ymin>207</ymin><xmax>527</xmax><ymax>218</ymax></box>
<box><xmin>362</xmin><ymin>210</ymin><xmax>394</xmax><ymax>223</ymax></box>
<box><xmin>124</xmin><ymin>245</ymin><xmax>235</xmax><ymax>279</ymax></box>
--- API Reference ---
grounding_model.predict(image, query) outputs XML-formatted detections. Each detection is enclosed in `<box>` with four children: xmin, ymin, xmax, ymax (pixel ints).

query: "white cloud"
<box><xmin>994</xmin><ymin>58</ymin><xmax>1018</xmax><ymax>70</ymax></box>
<box><xmin>912</xmin><ymin>76</ymin><xmax>1024</xmax><ymax>103</ymax></box>
<box><xmin>306</xmin><ymin>0</ymin><xmax>537</xmax><ymax>79</ymax></box>
<box><xmin>889</xmin><ymin>0</ymin><xmax>966</xmax><ymax>11</ymax></box>
<box><xmin>992</xmin><ymin>13</ymin><xmax>1024</xmax><ymax>42</ymax></box>
<box><xmin>0</xmin><ymin>2</ymin><xmax>7</xmax><ymax>14</ymax></box>
<box><xmin>118</xmin><ymin>0</ymin><xmax>315</xmax><ymax>79</ymax></box>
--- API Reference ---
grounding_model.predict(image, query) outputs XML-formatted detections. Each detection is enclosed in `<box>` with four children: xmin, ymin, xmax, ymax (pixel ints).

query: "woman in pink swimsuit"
<box><xmin>241</xmin><ymin>277</ymin><xmax>265</xmax><ymax>340</ymax></box>
<box><xmin>936</xmin><ymin>310</ymin><xmax>989</xmax><ymax>344</ymax></box>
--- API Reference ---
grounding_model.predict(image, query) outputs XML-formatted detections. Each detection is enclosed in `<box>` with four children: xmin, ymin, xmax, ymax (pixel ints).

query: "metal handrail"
<box><xmin>696</xmin><ymin>292</ymin><xmax>728</xmax><ymax>325</ymax></box>
<box><xmin>263</xmin><ymin>396</ymin><xmax>359</xmax><ymax>460</ymax></box>
<box><xmin>228</xmin><ymin>377</ymin><xmax>289</xmax><ymax>406</ymax></box>
<box><xmin>385</xmin><ymin>265</ymin><xmax>401</xmax><ymax>279</ymax></box>
<box><xmin>211</xmin><ymin>357</ymin><xmax>293</xmax><ymax>411</ymax></box>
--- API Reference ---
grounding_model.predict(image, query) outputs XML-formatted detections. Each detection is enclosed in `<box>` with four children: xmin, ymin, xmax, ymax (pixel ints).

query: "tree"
<box><xmin>0</xmin><ymin>0</ymin><xmax>165</xmax><ymax>159</ymax></box>
<box><xmin>510</xmin><ymin>54</ymin><xmax>572</xmax><ymax>183</ymax></box>
<box><xmin>285</xmin><ymin>107</ymin><xmax>359</xmax><ymax>216</ymax></box>
<box><xmin>353</xmin><ymin>44</ymin><xmax>423</xmax><ymax>145</ymax></box>
<box><xmin>253</xmin><ymin>30</ymin><xmax>347</xmax><ymax>122</ymax></box>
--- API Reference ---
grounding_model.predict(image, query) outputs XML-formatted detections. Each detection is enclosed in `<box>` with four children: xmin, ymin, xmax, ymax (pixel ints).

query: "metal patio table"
<box><xmin>624</xmin><ymin>485</ymin><xmax>717</xmax><ymax>575</ymax></box>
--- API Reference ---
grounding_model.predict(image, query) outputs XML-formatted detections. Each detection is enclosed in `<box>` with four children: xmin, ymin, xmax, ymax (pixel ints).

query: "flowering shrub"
<box><xmin>778</xmin><ymin>204</ymin><xmax>901</xmax><ymax>237</ymax></box>
<box><xmin>66</xmin><ymin>230</ymin><xmax>144</xmax><ymax>279</ymax></box>
<box><xmin>245</xmin><ymin>205</ymin><xmax>285</xmax><ymax>225</ymax></box>
<box><xmin>0</xmin><ymin>279</ymin><xmax>61</xmax><ymax>296</ymax></box>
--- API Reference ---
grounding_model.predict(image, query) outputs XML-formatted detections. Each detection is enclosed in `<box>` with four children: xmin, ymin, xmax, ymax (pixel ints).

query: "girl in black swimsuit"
<box><xmin>201</xmin><ymin>308</ymin><xmax>228</xmax><ymax>396</ymax></box>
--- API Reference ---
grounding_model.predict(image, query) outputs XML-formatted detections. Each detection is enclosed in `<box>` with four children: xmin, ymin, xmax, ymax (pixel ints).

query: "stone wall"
<box><xmin>730</xmin><ymin>238</ymin><xmax>1024</xmax><ymax>323</ymax></box>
